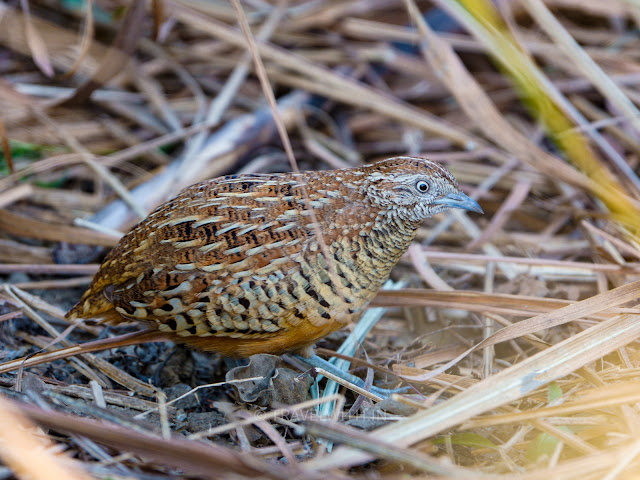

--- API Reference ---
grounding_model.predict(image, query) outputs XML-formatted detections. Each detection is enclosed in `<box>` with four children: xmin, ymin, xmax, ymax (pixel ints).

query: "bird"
<box><xmin>5</xmin><ymin>157</ymin><xmax>482</xmax><ymax>396</ymax></box>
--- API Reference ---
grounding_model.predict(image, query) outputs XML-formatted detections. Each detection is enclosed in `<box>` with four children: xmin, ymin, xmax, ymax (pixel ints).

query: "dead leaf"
<box><xmin>225</xmin><ymin>354</ymin><xmax>312</xmax><ymax>407</ymax></box>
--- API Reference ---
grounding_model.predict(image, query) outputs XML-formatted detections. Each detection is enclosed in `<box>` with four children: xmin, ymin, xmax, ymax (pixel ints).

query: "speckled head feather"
<box><xmin>362</xmin><ymin>156</ymin><xmax>465</xmax><ymax>222</ymax></box>
<box><xmin>67</xmin><ymin>156</ymin><xmax>481</xmax><ymax>357</ymax></box>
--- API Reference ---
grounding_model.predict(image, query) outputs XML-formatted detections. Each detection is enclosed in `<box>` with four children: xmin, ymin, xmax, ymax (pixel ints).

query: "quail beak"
<box><xmin>433</xmin><ymin>192</ymin><xmax>483</xmax><ymax>214</ymax></box>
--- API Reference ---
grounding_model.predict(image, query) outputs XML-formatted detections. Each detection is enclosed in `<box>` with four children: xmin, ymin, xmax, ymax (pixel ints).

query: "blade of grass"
<box><xmin>440</xmin><ymin>0</ymin><xmax>640</xmax><ymax>238</ymax></box>
<box><xmin>168</xmin><ymin>0</ymin><xmax>479</xmax><ymax>150</ymax></box>
<box><xmin>0</xmin><ymin>396</ymin><xmax>91</xmax><ymax>480</ymax></box>
<box><xmin>311</xmin><ymin>283</ymin><xmax>640</xmax><ymax>469</ymax></box>
<box><xmin>523</xmin><ymin>0</ymin><xmax>640</xmax><ymax>149</ymax></box>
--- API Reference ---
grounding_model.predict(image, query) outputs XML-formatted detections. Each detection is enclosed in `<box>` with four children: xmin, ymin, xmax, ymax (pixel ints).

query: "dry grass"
<box><xmin>1</xmin><ymin>0</ymin><xmax>640</xmax><ymax>478</ymax></box>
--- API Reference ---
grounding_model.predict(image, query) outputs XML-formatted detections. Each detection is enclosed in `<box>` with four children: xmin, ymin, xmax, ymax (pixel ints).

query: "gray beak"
<box><xmin>433</xmin><ymin>192</ymin><xmax>483</xmax><ymax>214</ymax></box>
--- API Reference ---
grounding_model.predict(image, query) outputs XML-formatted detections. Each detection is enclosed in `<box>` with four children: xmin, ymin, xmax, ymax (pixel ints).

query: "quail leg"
<box><xmin>294</xmin><ymin>354</ymin><xmax>409</xmax><ymax>398</ymax></box>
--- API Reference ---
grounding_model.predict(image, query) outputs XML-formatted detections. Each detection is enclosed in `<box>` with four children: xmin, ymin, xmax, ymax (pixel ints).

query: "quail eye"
<box><xmin>416</xmin><ymin>180</ymin><xmax>430</xmax><ymax>193</ymax></box>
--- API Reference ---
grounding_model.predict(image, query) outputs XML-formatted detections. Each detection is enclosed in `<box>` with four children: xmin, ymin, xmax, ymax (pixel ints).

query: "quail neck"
<box><xmin>67</xmin><ymin>156</ymin><xmax>481</xmax><ymax>357</ymax></box>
